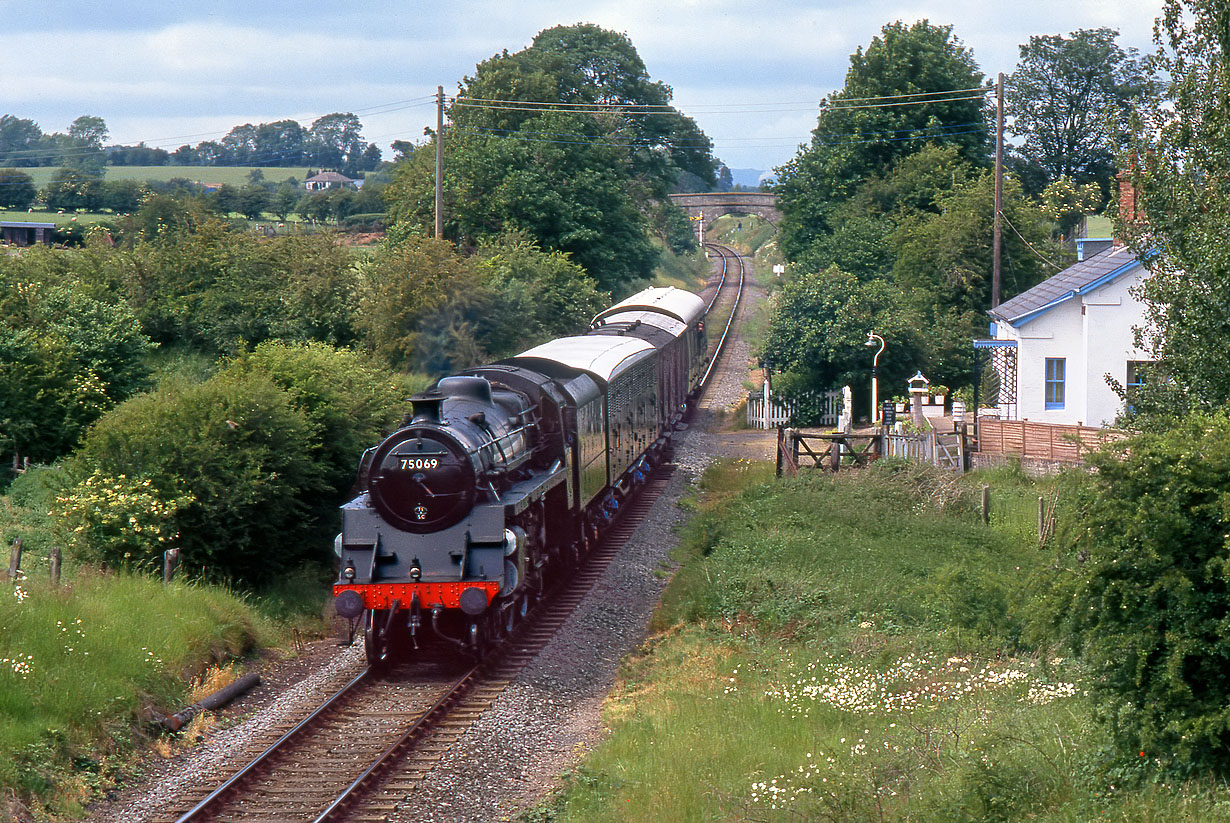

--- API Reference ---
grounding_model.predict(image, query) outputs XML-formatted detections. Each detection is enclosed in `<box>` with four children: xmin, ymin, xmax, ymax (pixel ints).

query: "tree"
<box><xmin>386</xmin><ymin>113</ymin><xmax>658</xmax><ymax>292</ymax></box>
<box><xmin>100</xmin><ymin>179</ymin><xmax>143</xmax><ymax>213</ymax></box>
<box><xmin>0</xmin><ymin>115</ymin><xmax>44</xmax><ymax>167</ymax></box>
<box><xmin>237</xmin><ymin>184</ymin><xmax>271</xmax><ymax>220</ymax></box>
<box><xmin>255</xmin><ymin>119</ymin><xmax>307</xmax><ymax>165</ymax></box>
<box><xmin>1072</xmin><ymin>413</ymin><xmax>1230</xmax><ymax>777</ymax></box>
<box><xmin>272</xmin><ymin>184</ymin><xmax>301</xmax><ymax>221</ymax></box>
<box><xmin>353</xmin><ymin>235</ymin><xmax>484</xmax><ymax>369</ymax></box>
<box><xmin>1007</xmin><ymin>28</ymin><xmax>1153</xmax><ymax>196</ymax></box>
<box><xmin>760</xmin><ymin>268</ymin><xmax>927</xmax><ymax>397</ymax></box>
<box><xmin>71</xmin><ymin>370</ymin><xmax>327</xmax><ymax>584</ymax></box>
<box><xmin>309</xmin><ymin>112</ymin><xmax>365</xmax><ymax>169</ymax></box>
<box><xmin>42</xmin><ymin>167</ymin><xmax>102</xmax><ymax>211</ymax></box>
<box><xmin>776</xmin><ymin>20</ymin><xmax>989</xmax><ymax>262</ymax></box>
<box><xmin>1120</xmin><ymin>0</ymin><xmax>1230</xmax><ymax>412</ymax></box>
<box><xmin>454</xmin><ymin>23</ymin><xmax>715</xmax><ymax>194</ymax></box>
<box><xmin>221</xmin><ymin>123</ymin><xmax>259</xmax><ymax>165</ymax></box>
<box><xmin>65</xmin><ymin>115</ymin><xmax>109</xmax><ymax>172</ymax></box>
<box><xmin>474</xmin><ymin>233</ymin><xmax>608</xmax><ymax>355</ymax></box>
<box><xmin>0</xmin><ymin>167</ymin><xmax>36</xmax><ymax>209</ymax></box>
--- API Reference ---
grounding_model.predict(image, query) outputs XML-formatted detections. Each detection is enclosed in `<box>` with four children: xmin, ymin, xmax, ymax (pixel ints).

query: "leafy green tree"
<box><xmin>209</xmin><ymin>183</ymin><xmax>240</xmax><ymax>216</ymax></box>
<box><xmin>0</xmin><ymin>273</ymin><xmax>153</xmax><ymax>463</ymax></box>
<box><xmin>387</xmin><ymin>113</ymin><xmax>657</xmax><ymax>292</ymax></box>
<box><xmin>1120</xmin><ymin>0</ymin><xmax>1230</xmax><ymax>413</ymax></box>
<box><xmin>64</xmin><ymin>115</ymin><xmax>108</xmax><ymax>172</ymax></box>
<box><xmin>386</xmin><ymin>24</ymin><xmax>712</xmax><ymax>292</ymax></box>
<box><xmin>0</xmin><ymin>115</ymin><xmax>44</xmax><ymax>167</ymax></box>
<box><xmin>1072</xmin><ymin>412</ymin><xmax>1230</xmax><ymax>777</ymax></box>
<box><xmin>1008</xmin><ymin>28</ymin><xmax>1153</xmax><ymax>196</ymax></box>
<box><xmin>297</xmin><ymin>191</ymin><xmax>333</xmax><ymax>223</ymax></box>
<box><xmin>255</xmin><ymin>119</ymin><xmax>308</xmax><ymax>165</ymax></box>
<box><xmin>760</xmin><ymin>267</ymin><xmax>927</xmax><ymax>397</ymax></box>
<box><xmin>891</xmin><ymin>172</ymin><xmax>1064</xmax><ymax>315</ymax></box>
<box><xmin>221</xmin><ymin>123</ymin><xmax>258</xmax><ymax>164</ymax></box>
<box><xmin>237</xmin><ymin>184</ymin><xmax>271</xmax><ymax>220</ymax></box>
<box><xmin>43</xmin><ymin>167</ymin><xmax>102</xmax><ymax>212</ymax></box>
<box><xmin>309</xmin><ymin>112</ymin><xmax>365</xmax><ymax>169</ymax></box>
<box><xmin>794</xmin><ymin>143</ymin><xmax>976</xmax><ymax>279</ymax></box>
<box><xmin>456</xmin><ymin>23</ymin><xmax>715</xmax><ymax>192</ymax></box>
<box><xmin>100</xmin><ymin>179</ymin><xmax>143</xmax><ymax>213</ymax></box>
<box><xmin>353</xmin><ymin>235</ymin><xmax>484</xmax><ymax>370</ymax></box>
<box><xmin>272</xmin><ymin>184</ymin><xmax>301</xmax><ymax>220</ymax></box>
<box><xmin>776</xmin><ymin>21</ymin><xmax>988</xmax><ymax>263</ymax></box>
<box><xmin>474</xmin><ymin>232</ymin><xmax>609</xmax><ymax>355</ymax></box>
<box><xmin>0</xmin><ymin>167</ymin><xmax>36</xmax><ymax>209</ymax></box>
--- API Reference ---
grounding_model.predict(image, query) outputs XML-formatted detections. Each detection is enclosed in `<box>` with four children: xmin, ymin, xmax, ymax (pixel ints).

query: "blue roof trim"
<box><xmin>973</xmin><ymin>339</ymin><xmax>1017</xmax><ymax>349</ymax></box>
<box><xmin>1007</xmin><ymin>256</ymin><xmax>1143</xmax><ymax>328</ymax></box>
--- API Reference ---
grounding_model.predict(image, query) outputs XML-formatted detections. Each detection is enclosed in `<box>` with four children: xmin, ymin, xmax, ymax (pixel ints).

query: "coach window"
<box><xmin>1044</xmin><ymin>358</ymin><xmax>1065</xmax><ymax>410</ymax></box>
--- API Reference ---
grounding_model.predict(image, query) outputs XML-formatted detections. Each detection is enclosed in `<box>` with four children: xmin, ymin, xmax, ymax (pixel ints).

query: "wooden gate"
<box><xmin>881</xmin><ymin>429</ymin><xmax>968</xmax><ymax>471</ymax></box>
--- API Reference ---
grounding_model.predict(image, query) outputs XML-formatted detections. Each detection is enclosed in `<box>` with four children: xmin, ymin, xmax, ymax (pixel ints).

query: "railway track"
<box><xmin>159</xmin><ymin>257</ymin><xmax>746</xmax><ymax>823</ymax></box>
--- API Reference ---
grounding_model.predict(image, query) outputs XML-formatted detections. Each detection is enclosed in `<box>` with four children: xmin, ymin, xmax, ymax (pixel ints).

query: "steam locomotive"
<box><xmin>333</xmin><ymin>286</ymin><xmax>708</xmax><ymax>666</ymax></box>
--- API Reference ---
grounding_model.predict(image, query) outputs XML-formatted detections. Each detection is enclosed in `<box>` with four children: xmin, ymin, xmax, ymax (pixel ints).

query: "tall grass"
<box><xmin>0</xmin><ymin>571</ymin><xmax>268</xmax><ymax>816</ymax></box>
<box><xmin>524</xmin><ymin>460</ymin><xmax>1230</xmax><ymax>822</ymax></box>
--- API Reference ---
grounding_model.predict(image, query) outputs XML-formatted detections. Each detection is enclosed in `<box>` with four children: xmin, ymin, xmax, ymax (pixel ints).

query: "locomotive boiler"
<box><xmin>333</xmin><ymin>286</ymin><xmax>707</xmax><ymax>666</ymax></box>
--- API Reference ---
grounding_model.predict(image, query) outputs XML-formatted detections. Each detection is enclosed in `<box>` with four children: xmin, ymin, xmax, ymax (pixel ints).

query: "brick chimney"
<box><xmin>1114</xmin><ymin>169</ymin><xmax>1143</xmax><ymax>246</ymax></box>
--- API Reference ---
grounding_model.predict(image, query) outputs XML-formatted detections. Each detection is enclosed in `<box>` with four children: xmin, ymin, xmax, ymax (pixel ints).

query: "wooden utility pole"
<box><xmin>992</xmin><ymin>72</ymin><xmax>1004</xmax><ymax>308</ymax></box>
<box><xmin>435</xmin><ymin>85</ymin><xmax>444</xmax><ymax>240</ymax></box>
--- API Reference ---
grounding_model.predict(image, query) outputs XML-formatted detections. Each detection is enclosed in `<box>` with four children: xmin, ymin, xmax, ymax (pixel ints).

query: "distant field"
<box><xmin>0</xmin><ymin>209</ymin><xmax>106</xmax><ymax>225</ymax></box>
<box><xmin>14</xmin><ymin>166</ymin><xmax>314</xmax><ymax>188</ymax></box>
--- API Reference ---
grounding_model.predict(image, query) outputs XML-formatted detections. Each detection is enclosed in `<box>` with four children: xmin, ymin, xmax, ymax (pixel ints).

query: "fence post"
<box><xmin>163</xmin><ymin>549</ymin><xmax>181</xmax><ymax>583</ymax></box>
<box><xmin>791</xmin><ymin>428</ymin><xmax>800</xmax><ymax>469</ymax></box>
<box><xmin>8</xmin><ymin>539</ymin><xmax>22</xmax><ymax>583</ymax></box>
<box><xmin>981</xmin><ymin>485</ymin><xmax>991</xmax><ymax>525</ymax></box>
<box><xmin>1037</xmin><ymin>496</ymin><xmax>1046</xmax><ymax>543</ymax></box>
<box><xmin>776</xmin><ymin>425</ymin><xmax>785</xmax><ymax>478</ymax></box>
<box><xmin>957</xmin><ymin>423</ymin><xmax>968</xmax><ymax>472</ymax></box>
<box><xmin>49</xmin><ymin>547</ymin><xmax>61</xmax><ymax>587</ymax></box>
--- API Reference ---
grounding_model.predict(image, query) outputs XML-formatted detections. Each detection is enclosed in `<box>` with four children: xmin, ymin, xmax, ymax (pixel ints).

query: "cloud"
<box><xmin>0</xmin><ymin>0</ymin><xmax>1167</xmax><ymax>169</ymax></box>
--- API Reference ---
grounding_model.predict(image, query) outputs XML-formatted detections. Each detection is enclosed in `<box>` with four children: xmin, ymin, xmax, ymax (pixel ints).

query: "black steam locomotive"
<box><xmin>333</xmin><ymin>286</ymin><xmax>708</xmax><ymax>665</ymax></box>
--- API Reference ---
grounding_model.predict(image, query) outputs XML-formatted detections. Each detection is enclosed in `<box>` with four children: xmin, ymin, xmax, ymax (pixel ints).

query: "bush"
<box><xmin>69</xmin><ymin>371</ymin><xmax>327</xmax><ymax>584</ymax></box>
<box><xmin>341</xmin><ymin>213</ymin><xmax>386</xmax><ymax>231</ymax></box>
<box><xmin>219</xmin><ymin>341</ymin><xmax>406</xmax><ymax>494</ymax></box>
<box><xmin>1071</xmin><ymin>411</ymin><xmax>1230</xmax><ymax>778</ymax></box>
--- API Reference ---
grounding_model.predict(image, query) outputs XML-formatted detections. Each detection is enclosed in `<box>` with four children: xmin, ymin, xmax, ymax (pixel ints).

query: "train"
<box><xmin>332</xmin><ymin>286</ymin><xmax>709</xmax><ymax>666</ymax></box>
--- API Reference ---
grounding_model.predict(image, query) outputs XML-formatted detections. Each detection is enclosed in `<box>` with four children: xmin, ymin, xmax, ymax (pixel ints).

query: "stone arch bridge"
<box><xmin>667</xmin><ymin>191</ymin><xmax>781</xmax><ymax>233</ymax></box>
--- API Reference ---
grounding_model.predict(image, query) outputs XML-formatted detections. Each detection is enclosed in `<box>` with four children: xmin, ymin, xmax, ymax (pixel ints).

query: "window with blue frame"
<box><xmin>1045</xmin><ymin>358</ymin><xmax>1065</xmax><ymax>409</ymax></box>
<box><xmin>1126</xmin><ymin>360</ymin><xmax>1150</xmax><ymax>413</ymax></box>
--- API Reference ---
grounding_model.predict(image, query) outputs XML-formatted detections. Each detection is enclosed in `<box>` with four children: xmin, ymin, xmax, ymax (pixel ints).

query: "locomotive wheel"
<box><xmin>364</xmin><ymin>609</ymin><xmax>391</xmax><ymax>670</ymax></box>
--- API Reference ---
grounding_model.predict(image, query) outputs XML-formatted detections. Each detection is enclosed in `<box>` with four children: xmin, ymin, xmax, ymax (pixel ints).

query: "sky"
<box><xmin>0</xmin><ymin>0</ymin><xmax>1163</xmax><ymax>173</ymax></box>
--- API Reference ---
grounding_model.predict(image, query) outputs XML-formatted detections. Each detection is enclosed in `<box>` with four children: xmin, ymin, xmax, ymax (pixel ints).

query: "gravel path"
<box><xmin>86</xmin><ymin>259</ymin><xmax>772</xmax><ymax>823</ymax></box>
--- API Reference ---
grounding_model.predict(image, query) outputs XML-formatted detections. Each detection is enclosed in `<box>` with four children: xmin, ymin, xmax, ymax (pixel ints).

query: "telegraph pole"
<box><xmin>435</xmin><ymin>85</ymin><xmax>444</xmax><ymax>240</ymax></box>
<box><xmin>992</xmin><ymin>72</ymin><xmax>1004</xmax><ymax>308</ymax></box>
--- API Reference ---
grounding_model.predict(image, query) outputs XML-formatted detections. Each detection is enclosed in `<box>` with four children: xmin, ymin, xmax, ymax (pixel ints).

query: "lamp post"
<box><xmin>865</xmin><ymin>333</ymin><xmax>885</xmax><ymax>425</ymax></box>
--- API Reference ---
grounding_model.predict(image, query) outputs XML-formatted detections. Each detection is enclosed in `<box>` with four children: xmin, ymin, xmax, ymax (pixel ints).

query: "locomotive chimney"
<box><xmin>409</xmin><ymin>390</ymin><xmax>446</xmax><ymax>424</ymax></box>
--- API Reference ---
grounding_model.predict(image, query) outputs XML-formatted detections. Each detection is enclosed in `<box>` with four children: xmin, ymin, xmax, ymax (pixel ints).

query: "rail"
<box><xmin>698</xmin><ymin>243</ymin><xmax>745</xmax><ymax>391</ymax></box>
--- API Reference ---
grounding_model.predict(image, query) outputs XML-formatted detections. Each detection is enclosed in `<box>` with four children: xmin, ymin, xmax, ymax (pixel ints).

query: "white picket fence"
<box><xmin>746</xmin><ymin>388</ymin><xmax>841</xmax><ymax>429</ymax></box>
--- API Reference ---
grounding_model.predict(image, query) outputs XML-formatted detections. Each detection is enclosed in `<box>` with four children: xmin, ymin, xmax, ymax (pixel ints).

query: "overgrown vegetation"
<box><xmin>0</xmin><ymin>572</ymin><xmax>270</xmax><ymax>818</ymax></box>
<box><xmin>525</xmin><ymin>459</ymin><xmax>1230</xmax><ymax>821</ymax></box>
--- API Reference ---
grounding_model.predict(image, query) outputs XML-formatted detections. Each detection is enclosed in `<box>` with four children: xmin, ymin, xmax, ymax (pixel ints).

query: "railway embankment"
<box><xmin>522</xmin><ymin>458</ymin><xmax>1230</xmax><ymax>822</ymax></box>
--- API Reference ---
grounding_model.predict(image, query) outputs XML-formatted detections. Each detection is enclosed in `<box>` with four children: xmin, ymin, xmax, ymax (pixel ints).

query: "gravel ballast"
<box><xmin>87</xmin><ymin>260</ymin><xmax>771</xmax><ymax>823</ymax></box>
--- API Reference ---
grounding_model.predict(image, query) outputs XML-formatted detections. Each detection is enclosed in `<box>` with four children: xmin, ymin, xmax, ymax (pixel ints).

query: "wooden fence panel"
<box><xmin>976</xmin><ymin>419</ymin><xmax>1124</xmax><ymax>463</ymax></box>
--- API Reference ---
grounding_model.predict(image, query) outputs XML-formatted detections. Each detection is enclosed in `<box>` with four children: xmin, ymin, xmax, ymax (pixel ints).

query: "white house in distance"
<box><xmin>978</xmin><ymin>242</ymin><xmax>1153</xmax><ymax>427</ymax></box>
<box><xmin>304</xmin><ymin>171</ymin><xmax>357</xmax><ymax>191</ymax></box>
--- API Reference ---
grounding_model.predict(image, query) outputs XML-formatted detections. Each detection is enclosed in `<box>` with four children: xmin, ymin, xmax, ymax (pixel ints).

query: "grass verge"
<box><xmin>0</xmin><ymin>571</ymin><xmax>274</xmax><ymax>818</ymax></box>
<box><xmin>523</xmin><ymin>459</ymin><xmax>1230</xmax><ymax>822</ymax></box>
